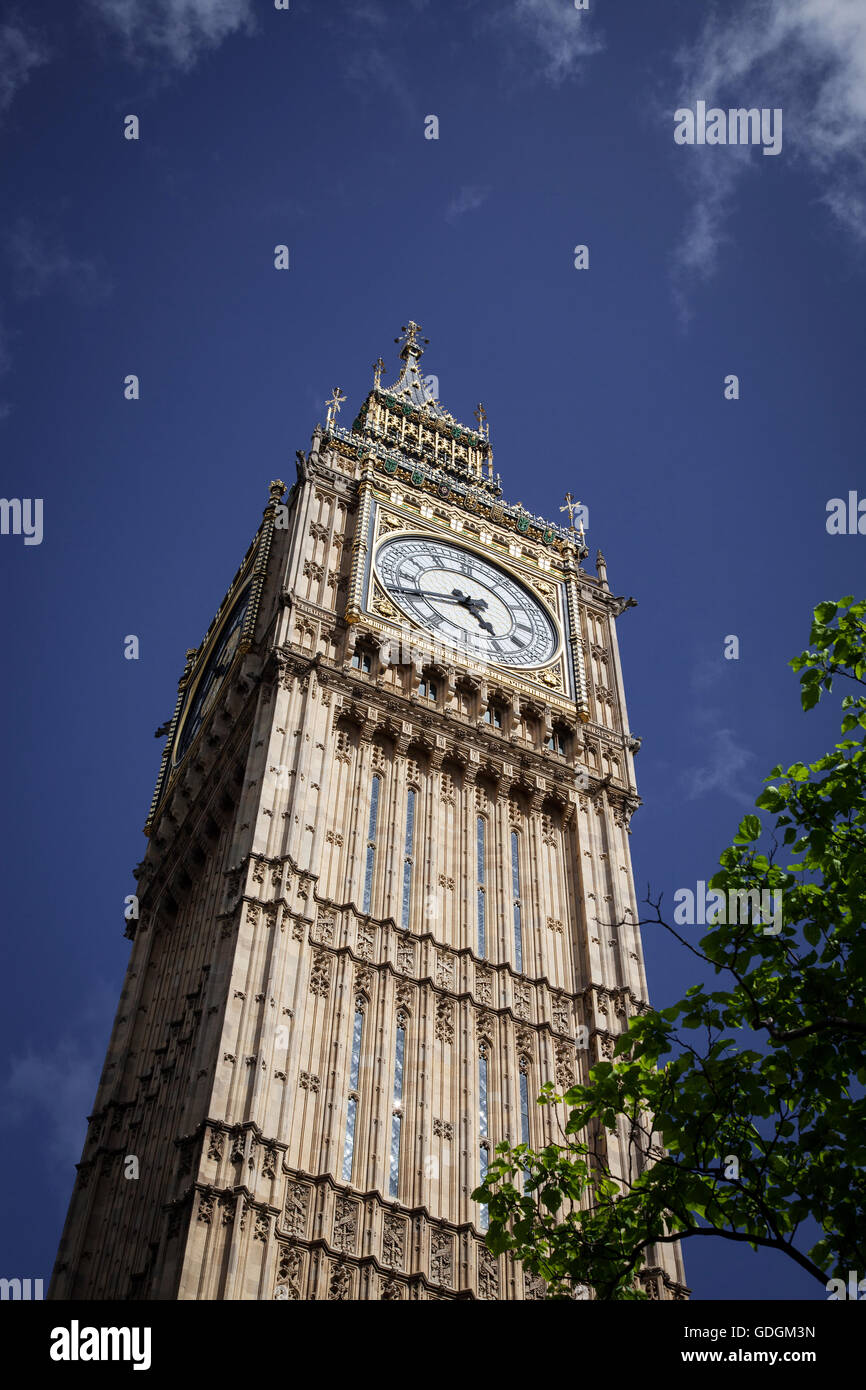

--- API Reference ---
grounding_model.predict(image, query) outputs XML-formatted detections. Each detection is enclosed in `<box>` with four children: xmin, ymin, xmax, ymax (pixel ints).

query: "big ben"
<box><xmin>49</xmin><ymin>321</ymin><xmax>687</xmax><ymax>1302</ymax></box>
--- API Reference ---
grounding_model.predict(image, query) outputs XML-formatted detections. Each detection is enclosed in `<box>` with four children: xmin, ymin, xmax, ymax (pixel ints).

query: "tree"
<box><xmin>473</xmin><ymin>597</ymin><xmax>866</xmax><ymax>1299</ymax></box>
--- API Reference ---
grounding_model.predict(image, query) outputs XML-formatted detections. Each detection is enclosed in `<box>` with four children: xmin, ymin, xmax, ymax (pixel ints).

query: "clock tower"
<box><xmin>50</xmin><ymin>322</ymin><xmax>687</xmax><ymax>1301</ymax></box>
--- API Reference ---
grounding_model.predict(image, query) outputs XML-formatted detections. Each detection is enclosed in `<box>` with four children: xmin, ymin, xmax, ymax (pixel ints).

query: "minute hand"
<box><xmin>389</xmin><ymin>587</ymin><xmax>474</xmax><ymax>604</ymax></box>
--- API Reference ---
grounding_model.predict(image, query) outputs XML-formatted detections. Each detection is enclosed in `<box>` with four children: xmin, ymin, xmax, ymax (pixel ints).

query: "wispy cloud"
<box><xmin>342</xmin><ymin>39</ymin><xmax>414</xmax><ymax>115</ymax></box>
<box><xmin>505</xmin><ymin>0</ymin><xmax>603</xmax><ymax>83</ymax></box>
<box><xmin>671</xmin><ymin>149</ymin><xmax>751</xmax><ymax>326</ymax></box>
<box><xmin>7</xmin><ymin>220</ymin><xmax>113</xmax><ymax>304</ymax></box>
<box><xmin>0</xmin><ymin>1046</ymin><xmax>100</xmax><ymax>1176</ymax></box>
<box><xmin>682</xmin><ymin>726</ymin><xmax>756</xmax><ymax>806</ymax></box>
<box><xmin>0</xmin><ymin>978</ymin><xmax>117</xmax><ymax>1185</ymax></box>
<box><xmin>445</xmin><ymin>184</ymin><xmax>491</xmax><ymax>223</ymax></box>
<box><xmin>679</xmin><ymin>655</ymin><xmax>755</xmax><ymax>805</ymax></box>
<box><xmin>672</xmin><ymin>0</ymin><xmax>866</xmax><ymax>307</ymax></box>
<box><xmin>85</xmin><ymin>0</ymin><xmax>254</xmax><ymax>70</ymax></box>
<box><xmin>0</xmin><ymin>21</ymin><xmax>49</xmax><ymax>117</ymax></box>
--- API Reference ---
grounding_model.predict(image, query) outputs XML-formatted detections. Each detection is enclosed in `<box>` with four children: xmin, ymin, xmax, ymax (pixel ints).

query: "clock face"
<box><xmin>374</xmin><ymin>535</ymin><xmax>559</xmax><ymax>669</ymax></box>
<box><xmin>173</xmin><ymin>584</ymin><xmax>251</xmax><ymax>766</ymax></box>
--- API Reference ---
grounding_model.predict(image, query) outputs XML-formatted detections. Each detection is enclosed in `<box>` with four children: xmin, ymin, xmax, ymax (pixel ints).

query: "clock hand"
<box><xmin>389</xmin><ymin>586</ymin><xmax>475</xmax><ymax>606</ymax></box>
<box><xmin>459</xmin><ymin>591</ymin><xmax>488</xmax><ymax>611</ymax></box>
<box><xmin>467</xmin><ymin>605</ymin><xmax>495</xmax><ymax>635</ymax></box>
<box><xmin>390</xmin><ymin>586</ymin><xmax>496</xmax><ymax>633</ymax></box>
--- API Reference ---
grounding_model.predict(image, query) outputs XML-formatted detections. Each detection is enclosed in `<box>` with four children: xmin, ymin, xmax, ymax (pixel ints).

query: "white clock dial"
<box><xmin>374</xmin><ymin>535</ymin><xmax>559</xmax><ymax>669</ymax></box>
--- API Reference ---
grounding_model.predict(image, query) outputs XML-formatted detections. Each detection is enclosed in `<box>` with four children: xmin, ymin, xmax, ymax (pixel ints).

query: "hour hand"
<box><xmin>469</xmin><ymin>605</ymin><xmax>495</xmax><ymax>634</ymax></box>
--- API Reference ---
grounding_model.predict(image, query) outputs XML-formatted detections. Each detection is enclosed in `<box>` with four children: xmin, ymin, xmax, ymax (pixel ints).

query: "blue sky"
<box><xmin>1</xmin><ymin>0</ymin><xmax>864</xmax><ymax>1301</ymax></box>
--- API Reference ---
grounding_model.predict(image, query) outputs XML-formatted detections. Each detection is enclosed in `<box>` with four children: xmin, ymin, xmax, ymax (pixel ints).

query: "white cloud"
<box><xmin>671</xmin><ymin>148</ymin><xmax>752</xmax><ymax>324</ymax></box>
<box><xmin>7</xmin><ymin>220</ymin><xmax>113</xmax><ymax>303</ymax></box>
<box><xmin>682</xmin><ymin>726</ymin><xmax>756</xmax><ymax>806</ymax></box>
<box><xmin>0</xmin><ymin>22</ymin><xmax>49</xmax><ymax>116</ymax></box>
<box><xmin>86</xmin><ymin>0</ymin><xmax>254</xmax><ymax>70</ymax></box>
<box><xmin>506</xmin><ymin>0</ymin><xmax>603</xmax><ymax>83</ymax></box>
<box><xmin>673</xmin><ymin>0</ymin><xmax>866</xmax><ymax>297</ymax></box>
<box><xmin>678</xmin><ymin>656</ymin><xmax>756</xmax><ymax>804</ymax></box>
<box><xmin>445</xmin><ymin>184</ymin><xmax>491</xmax><ymax>222</ymax></box>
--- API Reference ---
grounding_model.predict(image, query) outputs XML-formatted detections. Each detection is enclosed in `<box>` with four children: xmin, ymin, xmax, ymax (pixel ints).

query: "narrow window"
<box><xmin>519</xmin><ymin>1065</ymin><xmax>530</xmax><ymax>1147</ymax></box>
<box><xmin>547</xmin><ymin>728</ymin><xmax>566</xmax><ymax>755</ymax></box>
<box><xmin>389</xmin><ymin>1015</ymin><xmax>406</xmax><ymax>1198</ymax></box>
<box><xmin>362</xmin><ymin>775</ymin><xmax>381</xmax><ymax>913</ymax></box>
<box><xmin>476</xmin><ymin>816</ymin><xmax>486</xmax><ymax>958</ymax></box>
<box><xmin>419</xmin><ymin>677</ymin><xmax>438</xmax><ymax>701</ymax></box>
<box><xmin>351</xmin><ymin>649</ymin><xmax>373</xmax><ymax>673</ymax></box>
<box><xmin>341</xmin><ymin>1002</ymin><xmax>364</xmax><ymax>1181</ymax></box>
<box><xmin>401</xmin><ymin>788</ymin><xmax>416</xmax><ymax>930</ymax></box>
<box><xmin>485</xmin><ymin>704</ymin><xmax>503</xmax><ymax>728</ymax></box>
<box><xmin>479</xmin><ymin>1047</ymin><xmax>489</xmax><ymax>1231</ymax></box>
<box><xmin>511</xmin><ymin>830</ymin><xmax>523</xmax><ymax>972</ymax></box>
<box><xmin>519</xmin><ymin>1060</ymin><xmax>531</xmax><ymax>1188</ymax></box>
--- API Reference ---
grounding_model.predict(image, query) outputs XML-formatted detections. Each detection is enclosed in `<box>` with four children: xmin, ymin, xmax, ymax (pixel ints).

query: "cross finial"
<box><xmin>560</xmin><ymin>491</ymin><xmax>585</xmax><ymax>540</ymax></box>
<box><xmin>325</xmin><ymin>386</ymin><xmax>346</xmax><ymax>430</ymax></box>
<box><xmin>394</xmin><ymin>320</ymin><xmax>429</xmax><ymax>360</ymax></box>
<box><xmin>474</xmin><ymin>402</ymin><xmax>488</xmax><ymax>439</ymax></box>
<box><xmin>373</xmin><ymin>356</ymin><xmax>386</xmax><ymax>390</ymax></box>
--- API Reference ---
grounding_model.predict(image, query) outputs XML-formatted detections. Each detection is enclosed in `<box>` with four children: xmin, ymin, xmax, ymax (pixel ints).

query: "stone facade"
<box><xmin>49</xmin><ymin>325</ymin><xmax>687</xmax><ymax>1301</ymax></box>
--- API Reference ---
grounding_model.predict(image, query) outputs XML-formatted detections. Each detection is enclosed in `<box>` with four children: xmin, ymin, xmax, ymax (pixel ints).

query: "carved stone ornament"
<box><xmin>555</xmin><ymin>1041</ymin><xmax>575</xmax><ymax>1090</ymax></box>
<box><xmin>513</xmin><ymin>982</ymin><xmax>530</xmax><ymax>1020</ymax></box>
<box><xmin>275</xmin><ymin>1245</ymin><xmax>303</xmax><ymax>1300</ymax></box>
<box><xmin>284</xmin><ymin>1182</ymin><xmax>310</xmax><ymax>1238</ymax></box>
<box><xmin>431</xmin><ymin>1231</ymin><xmax>453</xmax><ymax>1287</ymax></box>
<box><xmin>329</xmin><ymin>1262</ymin><xmax>351</xmax><ymax>1300</ymax></box>
<box><xmin>333</xmin><ymin>1197</ymin><xmax>357</xmax><ymax>1254</ymax></box>
<box><xmin>383</xmin><ymin>1214</ymin><xmax>405</xmax><ymax>1269</ymax></box>
<box><xmin>309</xmin><ymin>949</ymin><xmax>332</xmax><ymax>997</ymax></box>
<box><xmin>478</xmin><ymin>1248</ymin><xmax>499</xmax><ymax>1300</ymax></box>
<box><xmin>435</xmin><ymin>997</ymin><xmax>454</xmax><ymax>1044</ymax></box>
<box><xmin>436</xmin><ymin>950</ymin><xmax>455</xmax><ymax>989</ymax></box>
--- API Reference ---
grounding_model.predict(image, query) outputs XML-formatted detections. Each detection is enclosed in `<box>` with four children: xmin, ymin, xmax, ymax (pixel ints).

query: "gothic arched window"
<box><xmin>476</xmin><ymin>816</ymin><xmax>486</xmax><ymax>958</ymax></box>
<box><xmin>362</xmin><ymin>775</ymin><xmax>381</xmax><ymax>913</ymax></box>
<box><xmin>341</xmin><ymin>1000</ymin><xmax>365</xmax><ymax>1182</ymax></box>
<box><xmin>511</xmin><ymin>830</ymin><xmax>523</xmax><ymax>972</ymax></box>
<box><xmin>401</xmin><ymin>788</ymin><xmax>416</xmax><ymax>931</ymax></box>
<box><xmin>478</xmin><ymin>1043</ymin><xmax>490</xmax><ymax>1231</ymax></box>
<box><xmin>519</xmin><ymin>1057</ymin><xmax>531</xmax><ymax>1148</ymax></box>
<box><xmin>389</xmin><ymin>1012</ymin><xmax>407</xmax><ymax>1198</ymax></box>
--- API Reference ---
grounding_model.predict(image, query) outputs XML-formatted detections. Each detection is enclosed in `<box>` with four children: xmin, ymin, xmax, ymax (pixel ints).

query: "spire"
<box><xmin>381</xmin><ymin>320</ymin><xmax>450</xmax><ymax>419</ymax></box>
